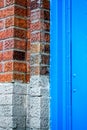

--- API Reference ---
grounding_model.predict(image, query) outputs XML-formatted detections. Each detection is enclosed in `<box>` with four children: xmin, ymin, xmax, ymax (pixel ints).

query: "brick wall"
<box><xmin>0</xmin><ymin>0</ymin><xmax>50</xmax><ymax>129</ymax></box>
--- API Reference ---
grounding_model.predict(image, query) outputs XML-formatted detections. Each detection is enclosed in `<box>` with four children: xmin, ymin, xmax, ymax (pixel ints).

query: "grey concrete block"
<box><xmin>13</xmin><ymin>83</ymin><xmax>27</xmax><ymax>95</ymax></box>
<box><xmin>0</xmin><ymin>95</ymin><xmax>12</xmax><ymax>105</ymax></box>
<box><xmin>30</xmin><ymin>117</ymin><xmax>40</xmax><ymax>128</ymax></box>
<box><xmin>0</xmin><ymin>117</ymin><xmax>13</xmax><ymax>128</ymax></box>
<box><xmin>0</xmin><ymin>128</ymin><xmax>12</xmax><ymax>130</ymax></box>
<box><xmin>0</xmin><ymin>106</ymin><xmax>12</xmax><ymax>116</ymax></box>
<box><xmin>13</xmin><ymin>117</ymin><xmax>26</xmax><ymax>128</ymax></box>
<box><xmin>13</xmin><ymin>94</ymin><xmax>26</xmax><ymax>105</ymax></box>
<box><xmin>0</xmin><ymin>83</ymin><xmax>13</xmax><ymax>94</ymax></box>
<box><xmin>13</xmin><ymin>106</ymin><xmax>26</xmax><ymax>116</ymax></box>
<box><xmin>40</xmin><ymin>117</ymin><xmax>49</xmax><ymax>128</ymax></box>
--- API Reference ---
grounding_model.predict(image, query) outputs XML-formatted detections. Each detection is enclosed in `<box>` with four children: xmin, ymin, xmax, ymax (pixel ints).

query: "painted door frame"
<box><xmin>50</xmin><ymin>0</ymin><xmax>72</xmax><ymax>130</ymax></box>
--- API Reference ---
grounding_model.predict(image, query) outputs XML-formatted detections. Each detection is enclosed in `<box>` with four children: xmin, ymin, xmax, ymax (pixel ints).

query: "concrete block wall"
<box><xmin>0</xmin><ymin>0</ymin><xmax>50</xmax><ymax>130</ymax></box>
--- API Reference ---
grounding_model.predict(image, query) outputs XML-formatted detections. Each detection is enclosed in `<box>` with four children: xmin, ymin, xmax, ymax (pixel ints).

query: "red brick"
<box><xmin>14</xmin><ymin>28</ymin><xmax>26</xmax><ymax>39</ymax></box>
<box><xmin>0</xmin><ymin>20</ymin><xmax>4</xmax><ymax>30</ymax></box>
<box><xmin>3</xmin><ymin>51</ymin><xmax>13</xmax><ymax>61</ymax></box>
<box><xmin>27</xmin><ymin>30</ymin><xmax>30</xmax><ymax>39</ymax></box>
<box><xmin>15</xmin><ymin>0</ymin><xmax>27</xmax><ymax>7</ymax></box>
<box><xmin>14</xmin><ymin>39</ymin><xmax>26</xmax><ymax>50</ymax></box>
<box><xmin>0</xmin><ymin>42</ymin><xmax>3</xmax><ymax>51</ymax></box>
<box><xmin>13</xmin><ymin>51</ymin><xmax>25</xmax><ymax>61</ymax></box>
<box><xmin>27</xmin><ymin>41</ymin><xmax>30</xmax><ymax>51</ymax></box>
<box><xmin>0</xmin><ymin>74</ymin><xmax>13</xmax><ymax>82</ymax></box>
<box><xmin>41</xmin><ymin>0</ymin><xmax>50</xmax><ymax>9</ymax></box>
<box><xmin>4</xmin><ymin>62</ymin><xmax>13</xmax><ymax>72</ymax></box>
<box><xmin>0</xmin><ymin>63</ymin><xmax>3</xmax><ymax>72</ymax></box>
<box><xmin>26</xmin><ymin>52</ymin><xmax>30</xmax><ymax>61</ymax></box>
<box><xmin>14</xmin><ymin>62</ymin><xmax>27</xmax><ymax>72</ymax></box>
<box><xmin>13</xmin><ymin>73</ymin><xmax>25</xmax><ymax>82</ymax></box>
<box><xmin>15</xmin><ymin>6</ymin><xmax>27</xmax><ymax>18</ymax></box>
<box><xmin>15</xmin><ymin>17</ymin><xmax>27</xmax><ymax>29</ymax></box>
<box><xmin>0</xmin><ymin>28</ymin><xmax>14</xmax><ymax>40</ymax></box>
<box><xmin>27</xmin><ymin>63</ymin><xmax>30</xmax><ymax>73</ymax></box>
<box><xmin>0</xmin><ymin>6</ymin><xmax>14</xmax><ymax>19</ymax></box>
<box><xmin>0</xmin><ymin>52</ymin><xmax>3</xmax><ymax>61</ymax></box>
<box><xmin>27</xmin><ymin>8</ymin><xmax>30</xmax><ymax>17</ymax></box>
<box><xmin>27</xmin><ymin>19</ymin><xmax>30</xmax><ymax>28</ymax></box>
<box><xmin>25</xmin><ymin>74</ymin><xmax>30</xmax><ymax>82</ymax></box>
<box><xmin>5</xmin><ymin>17</ymin><xmax>14</xmax><ymax>28</ymax></box>
<box><xmin>0</xmin><ymin>0</ymin><xmax>4</xmax><ymax>8</ymax></box>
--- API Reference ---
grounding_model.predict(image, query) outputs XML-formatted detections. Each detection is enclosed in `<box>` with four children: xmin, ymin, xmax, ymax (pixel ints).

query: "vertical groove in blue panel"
<box><xmin>50</xmin><ymin>0</ymin><xmax>59</xmax><ymax>129</ymax></box>
<box><xmin>50</xmin><ymin>0</ymin><xmax>63</xmax><ymax>130</ymax></box>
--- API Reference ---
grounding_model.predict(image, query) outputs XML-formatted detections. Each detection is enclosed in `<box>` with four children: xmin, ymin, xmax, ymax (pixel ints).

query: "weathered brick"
<box><xmin>40</xmin><ymin>66</ymin><xmax>49</xmax><ymax>75</ymax></box>
<box><xmin>40</xmin><ymin>44</ymin><xmax>50</xmax><ymax>53</ymax></box>
<box><xmin>30</xmin><ymin>21</ymin><xmax>41</xmax><ymax>32</ymax></box>
<box><xmin>31</xmin><ymin>32</ymin><xmax>50</xmax><ymax>42</ymax></box>
<box><xmin>30</xmin><ymin>1</ymin><xmax>40</xmax><ymax>10</ymax></box>
<box><xmin>31</xmin><ymin>32</ymin><xmax>41</xmax><ymax>42</ymax></box>
<box><xmin>30</xmin><ymin>55</ymin><xmax>40</xmax><ymax>65</ymax></box>
<box><xmin>3</xmin><ymin>39</ymin><xmax>14</xmax><ymax>50</ymax></box>
<box><xmin>6</xmin><ymin>0</ymin><xmax>14</xmax><ymax>6</ymax></box>
<box><xmin>31</xmin><ymin>10</ymin><xmax>41</xmax><ymax>21</ymax></box>
<box><xmin>30</xmin><ymin>44</ymin><xmax>40</xmax><ymax>53</ymax></box>
<box><xmin>41</xmin><ymin>55</ymin><xmax>49</xmax><ymax>65</ymax></box>
<box><xmin>6</xmin><ymin>0</ymin><xmax>27</xmax><ymax>7</ymax></box>
<box><xmin>30</xmin><ymin>66</ymin><xmax>40</xmax><ymax>75</ymax></box>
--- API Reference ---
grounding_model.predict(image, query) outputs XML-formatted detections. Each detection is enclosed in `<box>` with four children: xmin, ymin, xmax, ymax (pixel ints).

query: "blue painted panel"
<box><xmin>72</xmin><ymin>0</ymin><xmax>87</xmax><ymax>129</ymax></box>
<box><xmin>50</xmin><ymin>0</ymin><xmax>72</xmax><ymax>130</ymax></box>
